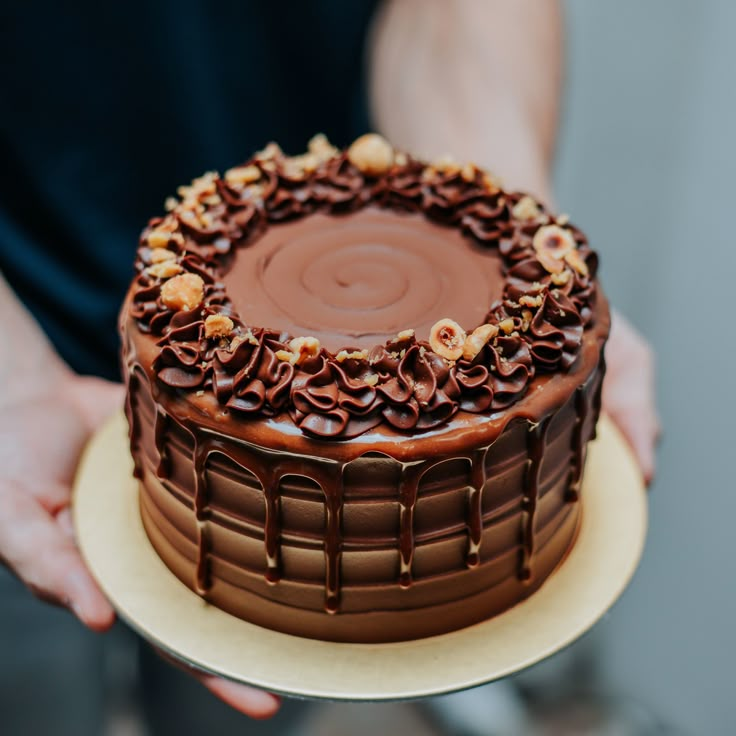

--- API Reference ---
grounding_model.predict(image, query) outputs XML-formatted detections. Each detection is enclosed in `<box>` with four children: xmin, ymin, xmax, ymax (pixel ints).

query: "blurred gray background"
<box><xmin>553</xmin><ymin>0</ymin><xmax>734</xmax><ymax>733</ymax></box>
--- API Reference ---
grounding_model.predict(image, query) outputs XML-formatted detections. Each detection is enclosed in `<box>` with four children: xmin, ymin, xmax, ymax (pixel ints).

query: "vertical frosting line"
<box><xmin>398</xmin><ymin>460</ymin><xmax>426</xmax><ymax>588</ymax></box>
<box><xmin>123</xmin><ymin>368</ymin><xmax>143</xmax><ymax>480</ymax></box>
<box><xmin>192</xmin><ymin>433</ymin><xmax>213</xmax><ymax>596</ymax></box>
<box><xmin>466</xmin><ymin>446</ymin><xmax>489</xmax><ymax>568</ymax></box>
<box><xmin>153</xmin><ymin>407</ymin><xmax>170</xmax><ymax>479</ymax></box>
<box><xmin>567</xmin><ymin>386</ymin><xmax>588</xmax><ymax>503</ymax></box>
<box><xmin>261</xmin><ymin>464</ymin><xmax>282</xmax><ymax>585</ymax></box>
<box><xmin>520</xmin><ymin>417</ymin><xmax>550</xmax><ymax>582</ymax></box>
<box><xmin>320</xmin><ymin>462</ymin><xmax>345</xmax><ymax>614</ymax></box>
<box><xmin>590</xmin><ymin>352</ymin><xmax>606</xmax><ymax>442</ymax></box>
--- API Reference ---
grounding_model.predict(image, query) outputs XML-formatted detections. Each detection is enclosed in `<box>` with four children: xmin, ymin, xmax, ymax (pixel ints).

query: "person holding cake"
<box><xmin>0</xmin><ymin>1</ymin><xmax>658</xmax><ymax>733</ymax></box>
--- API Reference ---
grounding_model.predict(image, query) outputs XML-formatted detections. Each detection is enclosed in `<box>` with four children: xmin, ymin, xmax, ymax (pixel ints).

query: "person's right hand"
<box><xmin>0</xmin><ymin>368</ymin><xmax>120</xmax><ymax>629</ymax></box>
<box><xmin>0</xmin><ymin>281</ymin><xmax>280</xmax><ymax>718</ymax></box>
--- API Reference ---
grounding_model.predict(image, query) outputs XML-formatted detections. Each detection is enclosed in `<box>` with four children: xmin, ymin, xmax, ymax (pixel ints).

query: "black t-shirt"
<box><xmin>0</xmin><ymin>1</ymin><xmax>378</xmax><ymax>379</ymax></box>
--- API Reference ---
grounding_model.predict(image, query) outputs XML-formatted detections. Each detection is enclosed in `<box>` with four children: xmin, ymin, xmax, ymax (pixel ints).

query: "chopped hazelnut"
<box><xmin>533</xmin><ymin>224</ymin><xmax>575</xmax><ymax>259</ymax></box>
<box><xmin>394</xmin><ymin>152</ymin><xmax>408</xmax><ymax>167</ymax></box>
<box><xmin>461</xmin><ymin>163</ymin><xmax>477</xmax><ymax>182</ymax></box>
<box><xmin>519</xmin><ymin>294</ymin><xmax>543</xmax><ymax>308</ymax></box>
<box><xmin>550</xmin><ymin>269</ymin><xmax>572</xmax><ymax>286</ymax></box>
<box><xmin>482</xmin><ymin>172</ymin><xmax>502</xmax><ymax>193</ymax></box>
<box><xmin>499</xmin><ymin>318</ymin><xmax>515</xmax><ymax>335</ymax></box>
<box><xmin>521</xmin><ymin>309</ymin><xmax>533</xmax><ymax>332</ymax></box>
<box><xmin>147</xmin><ymin>229</ymin><xmax>172</xmax><ymax>249</ymax></box>
<box><xmin>281</xmin><ymin>155</ymin><xmax>315</xmax><ymax>179</ymax></box>
<box><xmin>147</xmin><ymin>261</ymin><xmax>183</xmax><ymax>279</ymax></box>
<box><xmin>308</xmin><ymin>133</ymin><xmax>338</xmax><ymax>161</ymax></box>
<box><xmin>225</xmin><ymin>165</ymin><xmax>261</xmax><ymax>186</ymax></box>
<box><xmin>288</xmin><ymin>336</ymin><xmax>321</xmax><ymax>365</ymax></box>
<box><xmin>536</xmin><ymin>250</ymin><xmax>565</xmax><ymax>274</ymax></box>
<box><xmin>256</xmin><ymin>142</ymin><xmax>283</xmax><ymax>161</ymax></box>
<box><xmin>396</xmin><ymin>328</ymin><xmax>415</xmax><ymax>341</ymax></box>
<box><xmin>462</xmin><ymin>323</ymin><xmax>499</xmax><ymax>360</ymax></box>
<box><xmin>564</xmin><ymin>248</ymin><xmax>589</xmax><ymax>277</ymax></box>
<box><xmin>336</xmin><ymin>349</ymin><xmax>369</xmax><ymax>362</ymax></box>
<box><xmin>556</xmin><ymin>213</ymin><xmax>570</xmax><ymax>226</ymax></box>
<box><xmin>363</xmin><ymin>373</ymin><xmax>379</xmax><ymax>387</ymax></box>
<box><xmin>202</xmin><ymin>193</ymin><xmax>222</xmax><ymax>206</ymax></box>
<box><xmin>164</xmin><ymin>197</ymin><xmax>178</xmax><ymax>212</ymax></box>
<box><xmin>160</xmin><ymin>273</ymin><xmax>205</xmax><ymax>312</ymax></box>
<box><xmin>178</xmin><ymin>172</ymin><xmax>217</xmax><ymax>203</ymax></box>
<box><xmin>275</xmin><ymin>349</ymin><xmax>296</xmax><ymax>364</ymax></box>
<box><xmin>149</xmin><ymin>248</ymin><xmax>176</xmax><ymax>264</ymax></box>
<box><xmin>347</xmin><ymin>133</ymin><xmax>394</xmax><ymax>176</ymax></box>
<box><xmin>512</xmin><ymin>195</ymin><xmax>542</xmax><ymax>222</ymax></box>
<box><xmin>429</xmin><ymin>318</ymin><xmax>467</xmax><ymax>361</ymax></box>
<box><xmin>204</xmin><ymin>314</ymin><xmax>234</xmax><ymax>339</ymax></box>
<box><xmin>533</xmin><ymin>224</ymin><xmax>576</xmax><ymax>274</ymax></box>
<box><xmin>433</xmin><ymin>154</ymin><xmax>460</xmax><ymax>175</ymax></box>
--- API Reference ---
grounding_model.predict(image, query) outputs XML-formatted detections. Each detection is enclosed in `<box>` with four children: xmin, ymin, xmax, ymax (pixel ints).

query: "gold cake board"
<box><xmin>73</xmin><ymin>412</ymin><xmax>646</xmax><ymax>701</ymax></box>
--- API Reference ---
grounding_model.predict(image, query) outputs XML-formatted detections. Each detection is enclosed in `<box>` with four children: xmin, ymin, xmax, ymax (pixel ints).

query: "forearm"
<box><xmin>369</xmin><ymin>0</ymin><xmax>562</xmax><ymax>201</ymax></box>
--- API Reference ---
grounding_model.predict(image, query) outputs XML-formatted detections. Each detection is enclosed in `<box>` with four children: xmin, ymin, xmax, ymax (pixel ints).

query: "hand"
<box><xmin>0</xmin><ymin>362</ymin><xmax>279</xmax><ymax>718</ymax></box>
<box><xmin>602</xmin><ymin>310</ymin><xmax>660</xmax><ymax>484</ymax></box>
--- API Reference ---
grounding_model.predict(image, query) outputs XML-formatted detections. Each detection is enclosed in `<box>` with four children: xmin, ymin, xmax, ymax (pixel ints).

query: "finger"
<box><xmin>608</xmin><ymin>407</ymin><xmax>657</xmax><ymax>485</ymax></box>
<box><xmin>199</xmin><ymin>675</ymin><xmax>281</xmax><ymax>719</ymax></box>
<box><xmin>0</xmin><ymin>488</ymin><xmax>115</xmax><ymax>631</ymax></box>
<box><xmin>56</xmin><ymin>506</ymin><xmax>76</xmax><ymax>541</ymax></box>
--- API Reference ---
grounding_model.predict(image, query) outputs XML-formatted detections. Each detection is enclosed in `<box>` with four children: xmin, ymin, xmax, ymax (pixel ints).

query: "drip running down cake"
<box><xmin>120</xmin><ymin>134</ymin><xmax>609</xmax><ymax>643</ymax></box>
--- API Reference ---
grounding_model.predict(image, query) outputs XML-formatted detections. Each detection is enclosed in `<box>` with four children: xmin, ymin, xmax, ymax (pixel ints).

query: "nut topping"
<box><xmin>533</xmin><ymin>224</ymin><xmax>575</xmax><ymax>258</ymax></box>
<box><xmin>147</xmin><ymin>229</ymin><xmax>172</xmax><ymax>249</ymax></box>
<box><xmin>363</xmin><ymin>373</ymin><xmax>379</xmax><ymax>387</ymax></box>
<box><xmin>204</xmin><ymin>314</ymin><xmax>234</xmax><ymax>339</ymax></box>
<box><xmin>147</xmin><ymin>261</ymin><xmax>183</xmax><ymax>279</ymax></box>
<box><xmin>347</xmin><ymin>134</ymin><xmax>394</xmax><ymax>176</ymax></box>
<box><xmin>461</xmin><ymin>162</ymin><xmax>477</xmax><ymax>183</ymax></box>
<box><xmin>533</xmin><ymin>224</ymin><xmax>577</xmax><ymax>274</ymax></box>
<box><xmin>160</xmin><ymin>273</ymin><xmax>205</xmax><ymax>312</ymax></box>
<box><xmin>512</xmin><ymin>195</ymin><xmax>542</xmax><ymax>222</ymax></box>
<box><xmin>149</xmin><ymin>248</ymin><xmax>177</xmax><ymax>264</ymax></box>
<box><xmin>462</xmin><ymin>323</ymin><xmax>499</xmax><ymax>360</ymax></box>
<box><xmin>564</xmin><ymin>248</ymin><xmax>589</xmax><ymax>276</ymax></box>
<box><xmin>432</xmin><ymin>155</ymin><xmax>460</xmax><ymax>175</ymax></box>
<box><xmin>225</xmin><ymin>165</ymin><xmax>261</xmax><ymax>186</ymax></box>
<box><xmin>499</xmin><ymin>318</ymin><xmax>516</xmax><ymax>335</ymax></box>
<box><xmin>519</xmin><ymin>294</ymin><xmax>544</xmax><ymax>308</ymax></box>
<box><xmin>429</xmin><ymin>319</ymin><xmax>467</xmax><ymax>361</ymax></box>
<box><xmin>336</xmin><ymin>349</ymin><xmax>369</xmax><ymax>362</ymax></box>
<box><xmin>275</xmin><ymin>349</ymin><xmax>295</xmax><ymax>363</ymax></box>
<box><xmin>308</xmin><ymin>133</ymin><xmax>338</xmax><ymax>162</ymax></box>
<box><xmin>288</xmin><ymin>336</ymin><xmax>321</xmax><ymax>365</ymax></box>
<box><xmin>550</xmin><ymin>270</ymin><xmax>572</xmax><ymax>286</ymax></box>
<box><xmin>256</xmin><ymin>142</ymin><xmax>283</xmax><ymax>161</ymax></box>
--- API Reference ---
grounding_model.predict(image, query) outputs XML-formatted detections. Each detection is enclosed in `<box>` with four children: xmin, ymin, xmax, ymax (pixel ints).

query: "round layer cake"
<box><xmin>120</xmin><ymin>134</ymin><xmax>609</xmax><ymax>643</ymax></box>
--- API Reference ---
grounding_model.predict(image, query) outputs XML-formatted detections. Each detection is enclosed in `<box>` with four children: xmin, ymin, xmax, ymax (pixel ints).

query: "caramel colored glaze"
<box><xmin>122</xmin><ymin>280</ymin><xmax>608</xmax><ymax>641</ymax></box>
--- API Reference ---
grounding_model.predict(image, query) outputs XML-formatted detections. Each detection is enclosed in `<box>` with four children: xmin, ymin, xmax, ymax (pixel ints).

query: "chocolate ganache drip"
<box><xmin>128</xmin><ymin>135</ymin><xmax>599</xmax><ymax>440</ymax></box>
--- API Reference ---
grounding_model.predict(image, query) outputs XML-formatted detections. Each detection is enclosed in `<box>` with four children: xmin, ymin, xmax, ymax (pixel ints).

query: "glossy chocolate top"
<box><xmin>127</xmin><ymin>134</ymin><xmax>601</xmax><ymax>439</ymax></box>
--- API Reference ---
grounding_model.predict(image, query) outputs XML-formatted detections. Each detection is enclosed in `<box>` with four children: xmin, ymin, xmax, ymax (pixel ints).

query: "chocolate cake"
<box><xmin>120</xmin><ymin>134</ymin><xmax>609</xmax><ymax>643</ymax></box>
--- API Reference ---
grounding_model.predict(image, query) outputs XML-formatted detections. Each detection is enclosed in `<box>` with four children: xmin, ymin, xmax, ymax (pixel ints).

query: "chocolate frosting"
<box><xmin>129</xmin><ymin>140</ymin><xmax>599</xmax><ymax>439</ymax></box>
